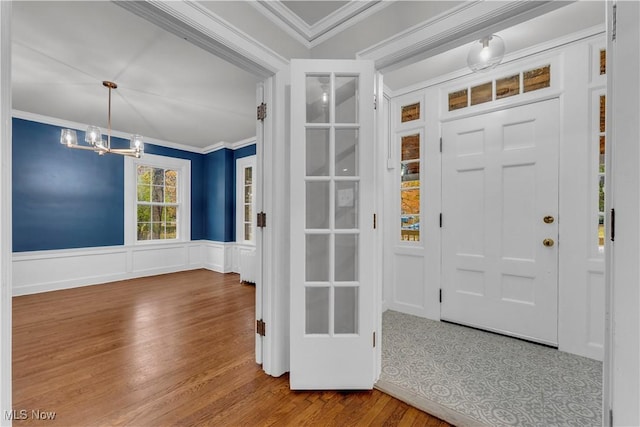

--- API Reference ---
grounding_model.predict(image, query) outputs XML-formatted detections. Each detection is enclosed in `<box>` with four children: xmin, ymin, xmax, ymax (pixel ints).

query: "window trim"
<box><xmin>236</xmin><ymin>155</ymin><xmax>256</xmax><ymax>246</ymax></box>
<box><xmin>124</xmin><ymin>153</ymin><xmax>191</xmax><ymax>246</ymax></box>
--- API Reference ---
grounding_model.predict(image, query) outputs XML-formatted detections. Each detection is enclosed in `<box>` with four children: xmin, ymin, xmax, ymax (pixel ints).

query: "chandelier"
<box><xmin>59</xmin><ymin>81</ymin><xmax>144</xmax><ymax>158</ymax></box>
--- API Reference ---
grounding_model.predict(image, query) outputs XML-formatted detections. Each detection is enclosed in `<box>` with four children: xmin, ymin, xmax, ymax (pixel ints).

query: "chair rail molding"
<box><xmin>12</xmin><ymin>241</ymin><xmax>243</xmax><ymax>297</ymax></box>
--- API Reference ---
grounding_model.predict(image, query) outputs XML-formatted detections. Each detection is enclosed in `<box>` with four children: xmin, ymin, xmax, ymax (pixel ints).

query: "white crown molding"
<box><xmin>14</xmin><ymin>110</ymin><xmax>258</xmax><ymax>156</ymax></box>
<box><xmin>251</xmin><ymin>0</ymin><xmax>392</xmax><ymax>48</ymax></box>
<box><xmin>357</xmin><ymin>0</ymin><xmax>568</xmax><ymax>72</ymax></box>
<box><xmin>14</xmin><ymin>110</ymin><xmax>204</xmax><ymax>154</ymax></box>
<box><xmin>232</xmin><ymin>136</ymin><xmax>258</xmax><ymax>150</ymax></box>
<box><xmin>388</xmin><ymin>25</ymin><xmax>606</xmax><ymax>99</ymax></box>
<box><xmin>115</xmin><ymin>0</ymin><xmax>289</xmax><ymax>78</ymax></box>
<box><xmin>202</xmin><ymin>136</ymin><xmax>257</xmax><ymax>154</ymax></box>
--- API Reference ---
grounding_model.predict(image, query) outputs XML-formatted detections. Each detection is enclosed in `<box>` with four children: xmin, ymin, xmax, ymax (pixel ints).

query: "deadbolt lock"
<box><xmin>543</xmin><ymin>216</ymin><xmax>555</xmax><ymax>224</ymax></box>
<box><xmin>543</xmin><ymin>238</ymin><xmax>555</xmax><ymax>247</ymax></box>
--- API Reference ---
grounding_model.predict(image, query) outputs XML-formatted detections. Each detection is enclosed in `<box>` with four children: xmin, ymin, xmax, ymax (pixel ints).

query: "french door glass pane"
<box><xmin>306</xmin><ymin>128</ymin><xmax>330</xmax><ymax>176</ymax></box>
<box><xmin>306</xmin><ymin>182</ymin><xmax>330</xmax><ymax>229</ymax></box>
<box><xmin>335</xmin><ymin>181</ymin><xmax>358</xmax><ymax>229</ymax></box>
<box><xmin>306</xmin><ymin>75</ymin><xmax>330</xmax><ymax>123</ymax></box>
<box><xmin>305</xmin><ymin>287</ymin><xmax>329</xmax><ymax>334</ymax></box>
<box><xmin>335</xmin><ymin>76</ymin><xmax>358</xmax><ymax>123</ymax></box>
<box><xmin>335</xmin><ymin>234</ymin><xmax>358</xmax><ymax>281</ymax></box>
<box><xmin>334</xmin><ymin>287</ymin><xmax>358</xmax><ymax>334</ymax></box>
<box><xmin>306</xmin><ymin>234</ymin><xmax>330</xmax><ymax>281</ymax></box>
<box><xmin>335</xmin><ymin>129</ymin><xmax>358</xmax><ymax>176</ymax></box>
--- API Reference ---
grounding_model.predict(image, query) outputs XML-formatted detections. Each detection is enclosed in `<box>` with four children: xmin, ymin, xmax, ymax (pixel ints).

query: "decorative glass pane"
<box><xmin>334</xmin><ymin>287</ymin><xmax>358</xmax><ymax>334</ymax></box>
<box><xmin>600</xmin><ymin>136</ymin><xmax>605</xmax><ymax>171</ymax></box>
<box><xmin>401</xmin><ymin>189</ymin><xmax>420</xmax><ymax>215</ymax></box>
<box><xmin>523</xmin><ymin>65</ymin><xmax>551</xmax><ymax>93</ymax></box>
<box><xmin>137</xmin><ymin>166</ymin><xmax>151</xmax><ymax>184</ymax></box>
<box><xmin>152</xmin><ymin>205</ymin><xmax>163</xmax><ymax>222</ymax></box>
<box><xmin>166</xmin><ymin>224</ymin><xmax>176</xmax><ymax>239</ymax></box>
<box><xmin>137</xmin><ymin>205</ymin><xmax>150</xmax><ymax>223</ymax></box>
<box><xmin>401</xmin><ymin>103</ymin><xmax>420</xmax><ymax>122</ymax></box>
<box><xmin>245</xmin><ymin>167</ymin><xmax>252</xmax><ymax>185</ymax></box>
<box><xmin>335</xmin><ymin>76</ymin><xmax>358</xmax><ymax>123</ymax></box>
<box><xmin>165</xmin><ymin>170</ymin><xmax>177</xmax><ymax>187</ymax></box>
<box><xmin>335</xmin><ymin>129</ymin><xmax>358</xmax><ymax>176</ymax></box>
<box><xmin>152</xmin><ymin>185</ymin><xmax>164</xmax><ymax>203</ymax></box>
<box><xmin>471</xmin><ymin>82</ymin><xmax>492</xmax><ymax>106</ymax></box>
<box><xmin>600</xmin><ymin>95</ymin><xmax>606</xmax><ymax>133</ymax></box>
<box><xmin>244</xmin><ymin>204</ymin><xmax>251</xmax><ymax>222</ymax></box>
<box><xmin>402</xmin><ymin>162</ymin><xmax>420</xmax><ymax>183</ymax></box>
<box><xmin>152</xmin><ymin>168</ymin><xmax>164</xmax><ymax>185</ymax></box>
<box><xmin>306</xmin><ymin>128</ymin><xmax>330</xmax><ymax>176</ymax></box>
<box><xmin>401</xmin><ymin>215</ymin><xmax>420</xmax><ymax>242</ymax></box>
<box><xmin>335</xmin><ymin>181</ymin><xmax>358</xmax><ymax>229</ymax></box>
<box><xmin>244</xmin><ymin>185</ymin><xmax>252</xmax><ymax>204</ymax></box>
<box><xmin>244</xmin><ymin>223</ymin><xmax>252</xmax><ymax>242</ymax></box>
<box><xmin>152</xmin><ymin>223</ymin><xmax>164</xmax><ymax>239</ymax></box>
<box><xmin>305</xmin><ymin>287</ymin><xmax>329</xmax><ymax>334</ymax></box>
<box><xmin>496</xmin><ymin>74</ymin><xmax>520</xmax><ymax>99</ymax></box>
<box><xmin>137</xmin><ymin>223</ymin><xmax>151</xmax><ymax>240</ymax></box>
<box><xmin>306</xmin><ymin>75</ymin><xmax>330</xmax><ymax>123</ymax></box>
<box><xmin>306</xmin><ymin>182</ymin><xmax>330</xmax><ymax>229</ymax></box>
<box><xmin>165</xmin><ymin>186</ymin><xmax>177</xmax><ymax>204</ymax></box>
<box><xmin>166</xmin><ymin>206</ymin><xmax>177</xmax><ymax>223</ymax></box>
<box><xmin>335</xmin><ymin>234</ymin><xmax>358</xmax><ymax>282</ymax></box>
<box><xmin>449</xmin><ymin>89</ymin><xmax>468</xmax><ymax>111</ymax></box>
<box><xmin>306</xmin><ymin>234</ymin><xmax>330</xmax><ymax>282</ymax></box>
<box><xmin>599</xmin><ymin>175</ymin><xmax>605</xmax><ymax>213</ymax></box>
<box><xmin>598</xmin><ymin>215</ymin><xmax>605</xmax><ymax>247</ymax></box>
<box><xmin>600</xmin><ymin>49</ymin><xmax>606</xmax><ymax>75</ymax></box>
<box><xmin>401</xmin><ymin>134</ymin><xmax>419</xmax><ymax>161</ymax></box>
<box><xmin>137</xmin><ymin>184</ymin><xmax>150</xmax><ymax>202</ymax></box>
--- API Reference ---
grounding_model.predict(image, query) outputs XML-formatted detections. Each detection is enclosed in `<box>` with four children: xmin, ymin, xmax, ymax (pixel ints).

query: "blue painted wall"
<box><xmin>13</xmin><ymin>118</ymin><xmax>125</xmax><ymax>251</ymax></box>
<box><xmin>12</xmin><ymin>118</ymin><xmax>255</xmax><ymax>252</ymax></box>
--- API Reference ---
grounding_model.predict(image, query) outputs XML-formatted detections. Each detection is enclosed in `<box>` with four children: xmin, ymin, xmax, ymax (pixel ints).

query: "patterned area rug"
<box><xmin>376</xmin><ymin>310</ymin><xmax>602</xmax><ymax>427</ymax></box>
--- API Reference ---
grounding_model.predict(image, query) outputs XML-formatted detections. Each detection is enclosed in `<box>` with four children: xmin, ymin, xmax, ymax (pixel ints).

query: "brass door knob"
<box><xmin>543</xmin><ymin>238</ymin><xmax>555</xmax><ymax>247</ymax></box>
<box><xmin>543</xmin><ymin>216</ymin><xmax>555</xmax><ymax>224</ymax></box>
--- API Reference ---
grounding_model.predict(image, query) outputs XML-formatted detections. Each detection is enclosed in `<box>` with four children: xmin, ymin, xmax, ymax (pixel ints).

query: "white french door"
<box><xmin>441</xmin><ymin>99</ymin><xmax>560</xmax><ymax>345</ymax></box>
<box><xmin>290</xmin><ymin>59</ymin><xmax>376</xmax><ymax>389</ymax></box>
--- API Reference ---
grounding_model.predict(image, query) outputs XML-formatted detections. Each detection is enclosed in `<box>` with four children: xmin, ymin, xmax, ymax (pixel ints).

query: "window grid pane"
<box><xmin>400</xmin><ymin>134</ymin><xmax>420</xmax><ymax>242</ymax></box>
<box><xmin>136</xmin><ymin>165</ymin><xmax>179</xmax><ymax>241</ymax></box>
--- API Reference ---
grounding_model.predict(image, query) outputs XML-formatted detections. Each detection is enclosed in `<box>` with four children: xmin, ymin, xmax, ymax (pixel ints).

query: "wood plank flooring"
<box><xmin>13</xmin><ymin>269</ymin><xmax>450</xmax><ymax>426</ymax></box>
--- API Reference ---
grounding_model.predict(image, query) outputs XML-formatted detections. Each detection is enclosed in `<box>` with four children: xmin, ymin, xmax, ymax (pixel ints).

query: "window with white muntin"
<box><xmin>125</xmin><ymin>153</ymin><xmax>191</xmax><ymax>245</ymax></box>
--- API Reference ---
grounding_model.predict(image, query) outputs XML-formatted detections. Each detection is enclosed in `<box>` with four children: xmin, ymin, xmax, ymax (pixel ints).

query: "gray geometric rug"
<box><xmin>376</xmin><ymin>310</ymin><xmax>602</xmax><ymax>427</ymax></box>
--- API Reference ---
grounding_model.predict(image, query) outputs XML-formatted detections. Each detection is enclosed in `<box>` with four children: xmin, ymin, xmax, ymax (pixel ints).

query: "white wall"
<box><xmin>12</xmin><ymin>241</ymin><xmax>245</xmax><ymax>297</ymax></box>
<box><xmin>385</xmin><ymin>31</ymin><xmax>606</xmax><ymax>360</ymax></box>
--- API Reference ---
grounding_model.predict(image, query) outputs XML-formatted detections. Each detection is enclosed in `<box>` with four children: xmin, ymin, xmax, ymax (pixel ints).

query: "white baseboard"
<box><xmin>12</xmin><ymin>240</ymin><xmax>241</xmax><ymax>296</ymax></box>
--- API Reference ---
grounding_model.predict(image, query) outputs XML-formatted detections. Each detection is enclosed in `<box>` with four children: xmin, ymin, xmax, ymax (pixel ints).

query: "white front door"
<box><xmin>441</xmin><ymin>99</ymin><xmax>560</xmax><ymax>345</ymax></box>
<box><xmin>290</xmin><ymin>59</ymin><xmax>376</xmax><ymax>389</ymax></box>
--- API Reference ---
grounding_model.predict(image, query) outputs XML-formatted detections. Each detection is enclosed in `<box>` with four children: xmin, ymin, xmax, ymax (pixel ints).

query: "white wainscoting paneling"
<box><xmin>13</xmin><ymin>240</ymin><xmax>243</xmax><ymax>296</ymax></box>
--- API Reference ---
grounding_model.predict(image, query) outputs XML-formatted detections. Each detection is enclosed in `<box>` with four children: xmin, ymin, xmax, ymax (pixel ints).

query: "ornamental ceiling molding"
<box><xmin>250</xmin><ymin>0</ymin><xmax>392</xmax><ymax>48</ymax></box>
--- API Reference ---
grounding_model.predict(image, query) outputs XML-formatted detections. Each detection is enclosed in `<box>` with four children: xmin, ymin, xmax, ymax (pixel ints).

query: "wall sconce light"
<box><xmin>467</xmin><ymin>35</ymin><xmax>505</xmax><ymax>73</ymax></box>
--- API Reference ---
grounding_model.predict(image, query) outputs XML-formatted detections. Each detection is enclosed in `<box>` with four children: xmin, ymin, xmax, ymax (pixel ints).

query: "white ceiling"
<box><xmin>11</xmin><ymin>1</ymin><xmax>605</xmax><ymax>152</ymax></box>
<box><xmin>12</xmin><ymin>1</ymin><xmax>261</xmax><ymax>150</ymax></box>
<box><xmin>384</xmin><ymin>1</ymin><xmax>605</xmax><ymax>91</ymax></box>
<box><xmin>281</xmin><ymin>1</ymin><xmax>349</xmax><ymax>26</ymax></box>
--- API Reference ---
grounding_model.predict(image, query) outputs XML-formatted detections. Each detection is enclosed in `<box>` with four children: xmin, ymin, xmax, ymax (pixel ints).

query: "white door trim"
<box><xmin>0</xmin><ymin>2</ymin><xmax>12</xmax><ymax>424</ymax></box>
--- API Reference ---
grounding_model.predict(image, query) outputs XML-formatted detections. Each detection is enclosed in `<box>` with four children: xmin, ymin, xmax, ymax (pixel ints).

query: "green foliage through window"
<box><xmin>136</xmin><ymin>165</ymin><xmax>178</xmax><ymax>240</ymax></box>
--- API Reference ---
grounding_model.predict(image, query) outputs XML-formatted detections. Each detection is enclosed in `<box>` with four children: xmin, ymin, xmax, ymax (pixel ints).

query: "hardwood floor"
<box><xmin>13</xmin><ymin>270</ymin><xmax>450</xmax><ymax>426</ymax></box>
